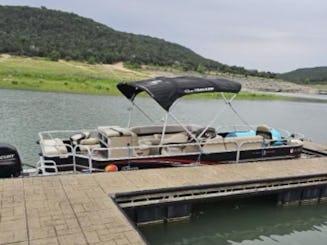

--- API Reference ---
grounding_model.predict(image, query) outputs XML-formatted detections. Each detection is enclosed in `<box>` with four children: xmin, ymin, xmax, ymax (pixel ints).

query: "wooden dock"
<box><xmin>1</xmin><ymin>152</ymin><xmax>327</xmax><ymax>244</ymax></box>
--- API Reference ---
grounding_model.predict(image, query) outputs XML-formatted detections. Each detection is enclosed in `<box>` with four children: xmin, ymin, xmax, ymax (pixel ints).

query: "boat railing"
<box><xmin>36</xmin><ymin>158</ymin><xmax>59</xmax><ymax>175</ymax></box>
<box><xmin>38</xmin><ymin>129</ymin><xmax>96</xmax><ymax>140</ymax></box>
<box><xmin>75</xmin><ymin>142</ymin><xmax>201</xmax><ymax>161</ymax></box>
<box><xmin>38</xmin><ymin>129</ymin><xmax>101</xmax><ymax>174</ymax></box>
<box><xmin>72</xmin><ymin>137</ymin><xmax>282</xmax><ymax>163</ymax></box>
<box><xmin>235</xmin><ymin>139</ymin><xmax>263</xmax><ymax>162</ymax></box>
<box><xmin>38</xmin><ymin>140</ymin><xmax>103</xmax><ymax>175</ymax></box>
<box><xmin>72</xmin><ymin>144</ymin><xmax>104</xmax><ymax>173</ymax></box>
<box><xmin>216</xmin><ymin>124</ymin><xmax>255</xmax><ymax>133</ymax></box>
<box><xmin>38</xmin><ymin>129</ymin><xmax>296</xmax><ymax>173</ymax></box>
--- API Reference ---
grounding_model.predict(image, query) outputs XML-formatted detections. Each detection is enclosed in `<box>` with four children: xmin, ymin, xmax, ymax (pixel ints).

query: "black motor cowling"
<box><xmin>0</xmin><ymin>143</ymin><xmax>22</xmax><ymax>178</ymax></box>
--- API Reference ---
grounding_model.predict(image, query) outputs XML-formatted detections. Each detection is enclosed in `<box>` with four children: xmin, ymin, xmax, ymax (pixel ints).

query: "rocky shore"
<box><xmin>226</xmin><ymin>75</ymin><xmax>316</xmax><ymax>94</ymax></box>
<box><xmin>146</xmin><ymin>68</ymin><xmax>317</xmax><ymax>94</ymax></box>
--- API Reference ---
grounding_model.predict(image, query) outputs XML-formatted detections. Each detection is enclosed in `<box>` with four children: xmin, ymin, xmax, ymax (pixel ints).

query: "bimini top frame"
<box><xmin>117</xmin><ymin>76</ymin><xmax>243</xmax><ymax>146</ymax></box>
<box><xmin>117</xmin><ymin>76</ymin><xmax>241</xmax><ymax>111</ymax></box>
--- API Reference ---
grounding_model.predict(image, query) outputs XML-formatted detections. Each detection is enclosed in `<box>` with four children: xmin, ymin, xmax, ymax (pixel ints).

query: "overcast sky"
<box><xmin>1</xmin><ymin>0</ymin><xmax>327</xmax><ymax>72</ymax></box>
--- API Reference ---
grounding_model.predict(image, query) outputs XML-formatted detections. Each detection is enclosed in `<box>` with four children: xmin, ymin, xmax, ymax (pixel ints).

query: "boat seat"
<box><xmin>159</xmin><ymin>132</ymin><xmax>189</xmax><ymax>144</ymax></box>
<box><xmin>97</xmin><ymin>126</ymin><xmax>138</xmax><ymax>158</ymax></box>
<box><xmin>135</xmin><ymin>132</ymin><xmax>189</xmax><ymax>156</ymax></box>
<box><xmin>160</xmin><ymin>145</ymin><xmax>185</xmax><ymax>155</ymax></box>
<box><xmin>223</xmin><ymin>135</ymin><xmax>264</xmax><ymax>151</ymax></box>
<box><xmin>80</xmin><ymin>137</ymin><xmax>99</xmax><ymax>145</ymax></box>
<box><xmin>184</xmin><ymin>144</ymin><xmax>201</xmax><ymax>154</ymax></box>
<box><xmin>130</xmin><ymin>125</ymin><xmax>199</xmax><ymax>136</ymax></box>
<box><xmin>138</xmin><ymin>135</ymin><xmax>160</xmax><ymax>146</ymax></box>
<box><xmin>158</xmin><ymin>132</ymin><xmax>190</xmax><ymax>156</ymax></box>
<box><xmin>78</xmin><ymin>137</ymin><xmax>101</xmax><ymax>153</ymax></box>
<box><xmin>256</xmin><ymin>125</ymin><xmax>272</xmax><ymax>140</ymax></box>
<box><xmin>41</xmin><ymin>138</ymin><xmax>68</xmax><ymax>156</ymax></box>
<box><xmin>70</xmin><ymin>131</ymin><xmax>92</xmax><ymax>145</ymax></box>
<box><xmin>134</xmin><ymin>142</ymin><xmax>152</xmax><ymax>156</ymax></box>
<box><xmin>202</xmin><ymin>135</ymin><xmax>225</xmax><ymax>153</ymax></box>
<box><xmin>79</xmin><ymin>144</ymin><xmax>101</xmax><ymax>152</ymax></box>
<box><xmin>98</xmin><ymin>126</ymin><xmax>136</xmax><ymax>137</ymax></box>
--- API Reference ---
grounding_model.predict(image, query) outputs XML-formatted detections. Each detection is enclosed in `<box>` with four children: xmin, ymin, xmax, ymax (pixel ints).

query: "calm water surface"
<box><xmin>1</xmin><ymin>89</ymin><xmax>327</xmax><ymax>244</ymax></box>
<box><xmin>141</xmin><ymin>198</ymin><xmax>327</xmax><ymax>245</ymax></box>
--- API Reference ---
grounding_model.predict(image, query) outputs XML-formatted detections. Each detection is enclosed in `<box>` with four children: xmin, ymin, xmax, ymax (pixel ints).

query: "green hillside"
<box><xmin>0</xmin><ymin>5</ymin><xmax>274</xmax><ymax>77</ymax></box>
<box><xmin>278</xmin><ymin>67</ymin><xmax>327</xmax><ymax>84</ymax></box>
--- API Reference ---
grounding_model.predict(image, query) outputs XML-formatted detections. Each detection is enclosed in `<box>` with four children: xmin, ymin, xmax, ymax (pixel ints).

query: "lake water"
<box><xmin>141</xmin><ymin>198</ymin><xmax>327</xmax><ymax>245</ymax></box>
<box><xmin>1</xmin><ymin>89</ymin><xmax>327</xmax><ymax>244</ymax></box>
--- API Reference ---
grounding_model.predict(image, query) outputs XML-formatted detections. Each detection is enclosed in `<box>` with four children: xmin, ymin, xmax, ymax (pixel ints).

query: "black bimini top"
<box><xmin>117</xmin><ymin>76</ymin><xmax>241</xmax><ymax>111</ymax></box>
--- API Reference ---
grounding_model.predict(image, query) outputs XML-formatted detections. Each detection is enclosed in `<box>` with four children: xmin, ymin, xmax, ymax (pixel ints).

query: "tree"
<box><xmin>49</xmin><ymin>50</ymin><xmax>60</xmax><ymax>61</ymax></box>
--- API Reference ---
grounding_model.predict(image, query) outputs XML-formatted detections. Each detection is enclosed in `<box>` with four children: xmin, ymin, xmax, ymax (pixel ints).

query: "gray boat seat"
<box><xmin>256</xmin><ymin>125</ymin><xmax>272</xmax><ymax>140</ymax></box>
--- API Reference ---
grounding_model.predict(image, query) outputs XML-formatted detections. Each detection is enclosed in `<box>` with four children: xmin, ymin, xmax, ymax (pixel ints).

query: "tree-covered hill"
<box><xmin>278</xmin><ymin>67</ymin><xmax>327</xmax><ymax>84</ymax></box>
<box><xmin>0</xmin><ymin>5</ymin><xmax>274</xmax><ymax>77</ymax></box>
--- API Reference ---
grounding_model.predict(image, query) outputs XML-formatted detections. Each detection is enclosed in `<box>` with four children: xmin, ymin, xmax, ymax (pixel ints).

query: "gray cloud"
<box><xmin>1</xmin><ymin>0</ymin><xmax>327</xmax><ymax>72</ymax></box>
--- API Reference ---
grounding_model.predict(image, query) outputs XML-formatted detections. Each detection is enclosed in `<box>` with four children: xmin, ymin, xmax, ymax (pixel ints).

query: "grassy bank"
<box><xmin>0</xmin><ymin>55</ymin><xmax>323</xmax><ymax>102</ymax></box>
<box><xmin>0</xmin><ymin>55</ymin><xmax>147</xmax><ymax>95</ymax></box>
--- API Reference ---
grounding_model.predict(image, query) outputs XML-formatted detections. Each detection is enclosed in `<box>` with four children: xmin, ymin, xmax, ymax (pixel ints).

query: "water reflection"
<box><xmin>141</xmin><ymin>199</ymin><xmax>327</xmax><ymax>245</ymax></box>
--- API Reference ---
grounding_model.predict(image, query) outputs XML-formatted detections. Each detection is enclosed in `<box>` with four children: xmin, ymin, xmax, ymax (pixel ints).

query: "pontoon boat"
<box><xmin>37</xmin><ymin>76</ymin><xmax>303</xmax><ymax>173</ymax></box>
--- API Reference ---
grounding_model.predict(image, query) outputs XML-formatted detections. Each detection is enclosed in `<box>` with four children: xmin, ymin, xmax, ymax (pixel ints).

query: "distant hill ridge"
<box><xmin>0</xmin><ymin>5</ymin><xmax>275</xmax><ymax>77</ymax></box>
<box><xmin>278</xmin><ymin>67</ymin><xmax>327</xmax><ymax>84</ymax></box>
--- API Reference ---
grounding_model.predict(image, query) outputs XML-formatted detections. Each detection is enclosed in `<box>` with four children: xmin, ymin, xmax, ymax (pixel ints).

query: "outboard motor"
<box><xmin>0</xmin><ymin>143</ymin><xmax>22</xmax><ymax>178</ymax></box>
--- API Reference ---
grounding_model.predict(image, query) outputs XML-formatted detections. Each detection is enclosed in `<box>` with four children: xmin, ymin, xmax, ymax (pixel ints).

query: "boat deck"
<box><xmin>1</xmin><ymin>143</ymin><xmax>327</xmax><ymax>244</ymax></box>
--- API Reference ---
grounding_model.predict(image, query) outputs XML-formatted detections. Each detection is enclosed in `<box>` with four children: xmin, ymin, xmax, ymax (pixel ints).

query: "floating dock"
<box><xmin>0</xmin><ymin>141</ymin><xmax>327</xmax><ymax>244</ymax></box>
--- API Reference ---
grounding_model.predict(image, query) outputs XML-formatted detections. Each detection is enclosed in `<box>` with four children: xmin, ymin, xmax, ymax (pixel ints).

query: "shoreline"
<box><xmin>1</xmin><ymin>55</ymin><xmax>326</xmax><ymax>103</ymax></box>
<box><xmin>1</xmin><ymin>86</ymin><xmax>326</xmax><ymax>103</ymax></box>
